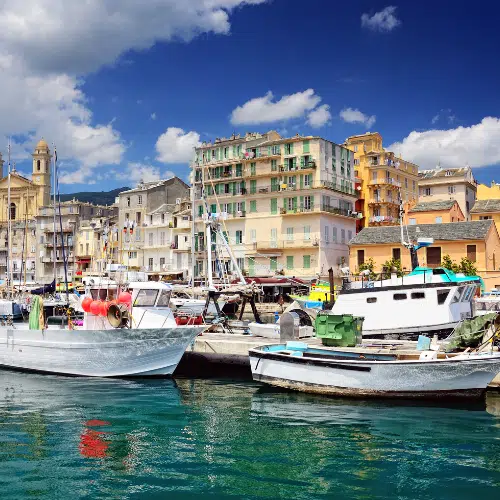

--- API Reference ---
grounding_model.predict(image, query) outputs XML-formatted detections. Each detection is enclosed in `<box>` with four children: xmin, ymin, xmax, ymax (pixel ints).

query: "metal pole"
<box><xmin>6</xmin><ymin>138</ymin><xmax>12</xmax><ymax>298</ymax></box>
<box><xmin>52</xmin><ymin>145</ymin><xmax>57</xmax><ymax>286</ymax></box>
<box><xmin>206</xmin><ymin>223</ymin><xmax>214</xmax><ymax>289</ymax></box>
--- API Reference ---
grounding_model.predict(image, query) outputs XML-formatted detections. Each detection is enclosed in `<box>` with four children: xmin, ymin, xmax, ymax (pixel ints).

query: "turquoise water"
<box><xmin>1</xmin><ymin>372</ymin><xmax>500</xmax><ymax>499</ymax></box>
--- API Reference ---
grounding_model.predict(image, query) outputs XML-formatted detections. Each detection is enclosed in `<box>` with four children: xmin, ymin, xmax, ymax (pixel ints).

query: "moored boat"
<box><xmin>249</xmin><ymin>342</ymin><xmax>500</xmax><ymax>399</ymax></box>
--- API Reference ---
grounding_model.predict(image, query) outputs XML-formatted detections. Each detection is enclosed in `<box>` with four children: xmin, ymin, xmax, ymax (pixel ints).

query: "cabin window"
<box><xmin>411</xmin><ymin>292</ymin><xmax>425</xmax><ymax>299</ymax></box>
<box><xmin>156</xmin><ymin>290</ymin><xmax>171</xmax><ymax>307</ymax></box>
<box><xmin>451</xmin><ymin>286</ymin><xmax>465</xmax><ymax>304</ymax></box>
<box><xmin>133</xmin><ymin>289</ymin><xmax>159</xmax><ymax>307</ymax></box>
<box><xmin>366</xmin><ymin>297</ymin><xmax>377</xmax><ymax>303</ymax></box>
<box><xmin>466</xmin><ymin>245</ymin><xmax>476</xmax><ymax>262</ymax></box>
<box><xmin>437</xmin><ymin>289</ymin><xmax>450</xmax><ymax>305</ymax></box>
<box><xmin>392</xmin><ymin>248</ymin><xmax>401</xmax><ymax>261</ymax></box>
<box><xmin>426</xmin><ymin>247</ymin><xmax>441</xmax><ymax>268</ymax></box>
<box><xmin>393</xmin><ymin>293</ymin><xmax>407</xmax><ymax>300</ymax></box>
<box><xmin>463</xmin><ymin>286</ymin><xmax>475</xmax><ymax>302</ymax></box>
<box><xmin>357</xmin><ymin>250</ymin><xmax>365</xmax><ymax>267</ymax></box>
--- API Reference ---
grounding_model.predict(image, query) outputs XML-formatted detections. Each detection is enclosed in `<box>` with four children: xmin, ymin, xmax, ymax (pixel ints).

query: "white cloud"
<box><xmin>0</xmin><ymin>1</ymin><xmax>266</xmax><ymax>184</ymax></box>
<box><xmin>230</xmin><ymin>89</ymin><xmax>322</xmax><ymax>125</ymax></box>
<box><xmin>151</xmin><ymin>112</ymin><xmax>157</xmax><ymax>120</ymax></box>
<box><xmin>156</xmin><ymin>127</ymin><xmax>201</xmax><ymax>163</ymax></box>
<box><xmin>388</xmin><ymin>117</ymin><xmax>500</xmax><ymax>169</ymax></box>
<box><xmin>361</xmin><ymin>6</ymin><xmax>401</xmax><ymax>32</ymax></box>
<box><xmin>339</xmin><ymin>107</ymin><xmax>376</xmax><ymax>128</ymax></box>
<box><xmin>431</xmin><ymin>109</ymin><xmax>456</xmax><ymax>125</ymax></box>
<box><xmin>307</xmin><ymin>104</ymin><xmax>332</xmax><ymax>128</ymax></box>
<box><xmin>110</xmin><ymin>163</ymin><xmax>176</xmax><ymax>186</ymax></box>
<box><xmin>0</xmin><ymin>0</ymin><xmax>268</xmax><ymax>75</ymax></box>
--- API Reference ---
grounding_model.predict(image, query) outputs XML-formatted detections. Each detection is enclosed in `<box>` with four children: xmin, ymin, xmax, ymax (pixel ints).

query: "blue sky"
<box><xmin>2</xmin><ymin>1</ymin><xmax>500</xmax><ymax>192</ymax></box>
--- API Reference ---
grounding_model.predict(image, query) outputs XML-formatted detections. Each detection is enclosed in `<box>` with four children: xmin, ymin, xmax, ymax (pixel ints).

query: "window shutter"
<box><xmin>292</xmin><ymin>157</ymin><xmax>297</xmax><ymax>168</ymax></box>
<box><xmin>300</xmin><ymin>156</ymin><xmax>305</xmax><ymax>168</ymax></box>
<box><xmin>300</xmin><ymin>174</ymin><xmax>304</xmax><ymax>189</ymax></box>
<box><xmin>210</xmin><ymin>204</ymin><xmax>216</xmax><ymax>213</ymax></box>
<box><xmin>300</xmin><ymin>195</ymin><xmax>304</xmax><ymax>210</ymax></box>
<box><xmin>310</xmin><ymin>196</ymin><xmax>314</xmax><ymax>209</ymax></box>
<box><xmin>293</xmin><ymin>197</ymin><xmax>298</xmax><ymax>211</ymax></box>
<box><xmin>241</xmin><ymin>201</ymin><xmax>246</xmax><ymax>212</ymax></box>
<box><xmin>232</xmin><ymin>182</ymin><xmax>236</xmax><ymax>195</ymax></box>
<box><xmin>290</xmin><ymin>143</ymin><xmax>294</xmax><ymax>154</ymax></box>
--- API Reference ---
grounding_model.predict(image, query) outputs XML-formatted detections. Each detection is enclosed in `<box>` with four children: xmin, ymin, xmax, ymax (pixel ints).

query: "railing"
<box><xmin>368</xmin><ymin>198</ymin><xmax>398</xmax><ymax>205</ymax></box>
<box><xmin>369</xmin><ymin>215</ymin><xmax>398</xmax><ymax>223</ymax></box>
<box><xmin>43</xmin><ymin>226</ymin><xmax>74</xmax><ymax>233</ymax></box>
<box><xmin>368</xmin><ymin>178</ymin><xmax>401</xmax><ymax>187</ymax></box>
<box><xmin>280</xmin><ymin>205</ymin><xmax>357</xmax><ymax>218</ymax></box>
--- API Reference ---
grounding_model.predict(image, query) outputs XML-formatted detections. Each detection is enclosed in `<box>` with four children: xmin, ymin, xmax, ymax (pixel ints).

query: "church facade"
<box><xmin>0</xmin><ymin>139</ymin><xmax>52</xmax><ymax>283</ymax></box>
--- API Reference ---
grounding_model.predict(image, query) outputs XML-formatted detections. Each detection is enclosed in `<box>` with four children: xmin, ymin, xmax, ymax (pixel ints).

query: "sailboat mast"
<box><xmin>190</xmin><ymin>170</ymin><xmax>196</xmax><ymax>288</ymax></box>
<box><xmin>6</xmin><ymin>139</ymin><xmax>12</xmax><ymax>298</ymax></box>
<box><xmin>52</xmin><ymin>143</ymin><xmax>57</xmax><ymax>285</ymax></box>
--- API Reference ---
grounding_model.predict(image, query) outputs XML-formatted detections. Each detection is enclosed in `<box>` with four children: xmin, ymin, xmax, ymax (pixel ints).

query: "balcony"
<box><xmin>278</xmin><ymin>161</ymin><xmax>316</xmax><ymax>173</ymax></box>
<box><xmin>368</xmin><ymin>198</ymin><xmax>399</xmax><ymax>206</ymax></box>
<box><xmin>369</xmin><ymin>178</ymin><xmax>401</xmax><ymax>188</ymax></box>
<box><xmin>43</xmin><ymin>226</ymin><xmax>74</xmax><ymax>233</ymax></box>
<box><xmin>280</xmin><ymin>205</ymin><xmax>357</xmax><ymax>218</ymax></box>
<box><xmin>369</xmin><ymin>215</ymin><xmax>399</xmax><ymax>225</ymax></box>
<box><xmin>172</xmin><ymin>244</ymin><xmax>192</xmax><ymax>252</ymax></box>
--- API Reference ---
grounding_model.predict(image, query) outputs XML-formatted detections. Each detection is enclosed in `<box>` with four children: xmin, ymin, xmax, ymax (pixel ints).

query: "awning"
<box><xmin>77</xmin><ymin>259</ymin><xmax>91</xmax><ymax>263</ymax></box>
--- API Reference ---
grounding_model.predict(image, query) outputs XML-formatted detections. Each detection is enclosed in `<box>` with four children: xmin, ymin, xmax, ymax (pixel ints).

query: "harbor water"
<box><xmin>1</xmin><ymin>372</ymin><xmax>500</xmax><ymax>499</ymax></box>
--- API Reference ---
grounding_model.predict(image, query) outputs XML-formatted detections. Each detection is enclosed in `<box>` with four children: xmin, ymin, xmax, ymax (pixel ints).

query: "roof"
<box><xmin>36</xmin><ymin>138</ymin><xmax>49</xmax><ymax>150</ymax></box>
<box><xmin>408</xmin><ymin>200</ymin><xmax>457</xmax><ymax>213</ymax></box>
<box><xmin>470</xmin><ymin>199</ymin><xmax>500</xmax><ymax>214</ymax></box>
<box><xmin>419</xmin><ymin>167</ymin><xmax>470</xmax><ymax>180</ymax></box>
<box><xmin>350</xmin><ymin>220</ymin><xmax>494</xmax><ymax>245</ymax></box>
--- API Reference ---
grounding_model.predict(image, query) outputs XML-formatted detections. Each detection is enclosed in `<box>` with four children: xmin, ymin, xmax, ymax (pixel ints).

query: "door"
<box><xmin>426</xmin><ymin>247</ymin><xmax>441</xmax><ymax>268</ymax></box>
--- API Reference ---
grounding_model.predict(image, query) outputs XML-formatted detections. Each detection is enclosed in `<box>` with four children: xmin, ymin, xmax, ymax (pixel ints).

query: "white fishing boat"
<box><xmin>0</xmin><ymin>281</ymin><xmax>206</xmax><ymax>377</ymax></box>
<box><xmin>249</xmin><ymin>342</ymin><xmax>500</xmax><ymax>400</ymax></box>
<box><xmin>474</xmin><ymin>290</ymin><xmax>500</xmax><ymax>316</ymax></box>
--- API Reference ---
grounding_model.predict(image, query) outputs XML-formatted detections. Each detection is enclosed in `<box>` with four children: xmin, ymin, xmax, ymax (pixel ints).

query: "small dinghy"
<box><xmin>249</xmin><ymin>342</ymin><xmax>500</xmax><ymax>400</ymax></box>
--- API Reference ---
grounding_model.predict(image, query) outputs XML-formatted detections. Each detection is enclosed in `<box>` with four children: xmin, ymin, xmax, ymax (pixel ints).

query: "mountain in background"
<box><xmin>59</xmin><ymin>187</ymin><xmax>130</xmax><ymax>206</ymax></box>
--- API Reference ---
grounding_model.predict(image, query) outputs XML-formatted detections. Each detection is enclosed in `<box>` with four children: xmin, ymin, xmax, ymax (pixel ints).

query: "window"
<box><xmin>424</xmin><ymin>187</ymin><xmax>431</xmax><ymax>196</ymax></box>
<box><xmin>271</xmin><ymin>198</ymin><xmax>278</xmax><ymax>215</ymax></box>
<box><xmin>271</xmin><ymin>159</ymin><xmax>277</xmax><ymax>171</ymax></box>
<box><xmin>250</xmin><ymin>163</ymin><xmax>256</xmax><ymax>176</ymax></box>
<box><xmin>250</xmin><ymin>200</ymin><xmax>257</xmax><ymax>213</ymax></box>
<box><xmin>126</xmin><ymin>197</ymin><xmax>131</xmax><ymax>207</ymax></box>
<box><xmin>138</xmin><ymin>195</ymin><xmax>143</xmax><ymax>205</ymax></box>
<box><xmin>286</xmin><ymin>227</ymin><xmax>294</xmax><ymax>241</ymax></box>
<box><xmin>467</xmin><ymin>244</ymin><xmax>477</xmax><ymax>262</ymax></box>
<box><xmin>426</xmin><ymin>247</ymin><xmax>441</xmax><ymax>267</ymax></box>
<box><xmin>160</xmin><ymin>232</ymin><xmax>165</xmax><ymax>246</ymax></box>
<box><xmin>236</xmin><ymin>257</ymin><xmax>244</xmax><ymax>270</ymax></box>
<box><xmin>341</xmin><ymin>229</ymin><xmax>345</xmax><ymax>244</ymax></box>
<box><xmin>37</xmin><ymin>160</ymin><xmax>41</xmax><ymax>171</ymax></box>
<box><xmin>136</xmin><ymin>212</ymin><xmax>141</xmax><ymax>224</ymax></box>
<box><xmin>148</xmin><ymin>257</ymin><xmax>153</xmax><ymax>267</ymax></box>
<box><xmin>409</xmin><ymin>218</ymin><xmax>416</xmax><ymax>225</ymax></box>
<box><xmin>133</xmin><ymin>289</ymin><xmax>158</xmax><ymax>307</ymax></box>
<box><xmin>250</xmin><ymin>229</ymin><xmax>257</xmax><ymax>243</ymax></box>
<box><xmin>303</xmin><ymin>196</ymin><xmax>311</xmax><ymax>210</ymax></box>
<box><xmin>480</xmin><ymin>215</ymin><xmax>492</xmax><ymax>220</ymax></box>
<box><xmin>9</xmin><ymin>203</ymin><xmax>16</xmax><ymax>220</ymax></box>
<box><xmin>303</xmin><ymin>255</ymin><xmax>311</xmax><ymax>269</ymax></box>
<box><xmin>160</xmin><ymin>257</ymin><xmax>165</xmax><ymax>266</ymax></box>
<box><xmin>284</xmin><ymin>143</ymin><xmax>294</xmax><ymax>155</ymax></box>
<box><xmin>435</xmin><ymin>216</ymin><xmax>443</xmax><ymax>224</ymax></box>
<box><xmin>286</xmin><ymin>256</ymin><xmax>294</xmax><ymax>269</ymax></box>
<box><xmin>235</xmin><ymin>230</ymin><xmax>243</xmax><ymax>244</ymax></box>
<box><xmin>332</xmin><ymin>227</ymin><xmax>337</xmax><ymax>243</ymax></box>
<box><xmin>302</xmin><ymin>140</ymin><xmax>310</xmax><ymax>153</ymax></box>
<box><xmin>392</xmin><ymin>248</ymin><xmax>401</xmax><ymax>261</ymax></box>
<box><xmin>393</xmin><ymin>293</ymin><xmax>407</xmax><ymax>300</ymax></box>
<box><xmin>366</xmin><ymin>297</ymin><xmax>377</xmax><ymax>303</ymax></box>
<box><xmin>148</xmin><ymin>232</ymin><xmax>153</xmax><ymax>246</ymax></box>
<box><xmin>150</xmin><ymin>215</ymin><xmax>153</xmax><ymax>225</ymax></box>
<box><xmin>448</xmin><ymin>186</ymin><xmax>456</xmax><ymax>194</ymax></box>
<box><xmin>357</xmin><ymin>249</ymin><xmax>365</xmax><ymax>266</ymax></box>
<box><xmin>304</xmin><ymin>225</ymin><xmax>311</xmax><ymax>240</ymax></box>
<box><xmin>324</xmin><ymin>226</ymin><xmax>329</xmax><ymax>243</ymax></box>
<box><xmin>157</xmin><ymin>290</ymin><xmax>171</xmax><ymax>307</ymax></box>
<box><xmin>270</xmin><ymin>257</ymin><xmax>277</xmax><ymax>271</ymax></box>
<box><xmin>451</xmin><ymin>286</ymin><xmax>465</xmax><ymax>303</ymax></box>
<box><xmin>411</xmin><ymin>292</ymin><xmax>425</xmax><ymax>299</ymax></box>
<box><xmin>353</xmin><ymin>159</ymin><xmax>360</xmax><ymax>166</ymax></box>
<box><xmin>128</xmin><ymin>251</ymin><xmax>137</xmax><ymax>259</ymax></box>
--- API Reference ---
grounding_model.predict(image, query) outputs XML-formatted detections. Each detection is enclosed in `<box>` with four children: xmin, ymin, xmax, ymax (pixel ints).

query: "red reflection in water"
<box><xmin>79</xmin><ymin>419</ymin><xmax>111</xmax><ymax>458</ymax></box>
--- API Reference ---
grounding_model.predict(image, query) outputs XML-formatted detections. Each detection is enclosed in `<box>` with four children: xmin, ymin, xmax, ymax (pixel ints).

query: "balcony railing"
<box><xmin>369</xmin><ymin>215</ymin><xmax>398</xmax><ymax>224</ymax></box>
<box><xmin>369</xmin><ymin>178</ymin><xmax>401</xmax><ymax>187</ymax></box>
<box><xmin>280</xmin><ymin>205</ymin><xmax>357</xmax><ymax>218</ymax></box>
<box><xmin>368</xmin><ymin>198</ymin><xmax>398</xmax><ymax>205</ymax></box>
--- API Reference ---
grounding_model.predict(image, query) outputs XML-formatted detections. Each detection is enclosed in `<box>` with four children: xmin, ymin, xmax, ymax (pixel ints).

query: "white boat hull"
<box><xmin>0</xmin><ymin>326</ymin><xmax>205</xmax><ymax>377</ymax></box>
<box><xmin>248</xmin><ymin>322</ymin><xmax>314</xmax><ymax>339</ymax></box>
<box><xmin>250</xmin><ymin>347</ymin><xmax>500</xmax><ymax>399</ymax></box>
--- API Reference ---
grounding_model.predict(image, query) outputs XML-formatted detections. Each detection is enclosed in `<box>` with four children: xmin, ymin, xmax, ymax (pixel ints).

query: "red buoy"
<box><xmin>82</xmin><ymin>297</ymin><xmax>92</xmax><ymax>313</ymax></box>
<box><xmin>118</xmin><ymin>292</ymin><xmax>132</xmax><ymax>306</ymax></box>
<box><xmin>90</xmin><ymin>300</ymin><xmax>101</xmax><ymax>315</ymax></box>
<box><xmin>99</xmin><ymin>301</ymin><xmax>110</xmax><ymax>317</ymax></box>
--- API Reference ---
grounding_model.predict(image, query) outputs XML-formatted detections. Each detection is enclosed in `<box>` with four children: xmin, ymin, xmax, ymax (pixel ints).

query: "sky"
<box><xmin>1</xmin><ymin>0</ymin><xmax>500</xmax><ymax>193</ymax></box>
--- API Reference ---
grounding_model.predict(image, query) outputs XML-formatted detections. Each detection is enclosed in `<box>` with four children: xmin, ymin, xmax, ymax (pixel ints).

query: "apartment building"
<box><xmin>407</xmin><ymin>200</ymin><xmax>465</xmax><ymax>225</ymax></box>
<box><xmin>418</xmin><ymin>166</ymin><xmax>477</xmax><ymax>220</ymax></box>
<box><xmin>36</xmin><ymin>201</ymin><xmax>116</xmax><ymax>283</ymax></box>
<box><xmin>345</xmin><ymin>132</ymin><xmax>419</xmax><ymax>228</ymax></box>
<box><xmin>117</xmin><ymin>177</ymin><xmax>189</xmax><ymax>270</ymax></box>
<box><xmin>142</xmin><ymin>199</ymin><xmax>192</xmax><ymax>279</ymax></box>
<box><xmin>477</xmin><ymin>181</ymin><xmax>500</xmax><ymax>200</ymax></box>
<box><xmin>192</xmin><ymin>131</ymin><xmax>358</xmax><ymax>279</ymax></box>
<box><xmin>471</xmin><ymin>199</ymin><xmax>500</xmax><ymax>235</ymax></box>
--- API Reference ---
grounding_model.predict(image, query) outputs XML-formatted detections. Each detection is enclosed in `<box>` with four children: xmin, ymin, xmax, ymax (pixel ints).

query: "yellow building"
<box><xmin>471</xmin><ymin>199</ymin><xmax>500</xmax><ymax>234</ymax></box>
<box><xmin>345</xmin><ymin>132</ymin><xmax>419</xmax><ymax>228</ymax></box>
<box><xmin>193</xmin><ymin>131</ymin><xmax>358</xmax><ymax>279</ymax></box>
<box><xmin>407</xmin><ymin>200</ymin><xmax>465</xmax><ymax>225</ymax></box>
<box><xmin>477</xmin><ymin>181</ymin><xmax>500</xmax><ymax>200</ymax></box>
<box><xmin>349</xmin><ymin>220</ymin><xmax>500</xmax><ymax>291</ymax></box>
<box><xmin>0</xmin><ymin>139</ymin><xmax>52</xmax><ymax>223</ymax></box>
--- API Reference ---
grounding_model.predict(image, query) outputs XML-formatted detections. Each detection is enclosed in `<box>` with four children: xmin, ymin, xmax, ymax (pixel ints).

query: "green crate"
<box><xmin>315</xmin><ymin>313</ymin><xmax>364</xmax><ymax>347</ymax></box>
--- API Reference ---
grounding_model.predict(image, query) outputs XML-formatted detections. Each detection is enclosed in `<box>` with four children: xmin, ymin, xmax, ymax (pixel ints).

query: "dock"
<box><xmin>176</xmin><ymin>332</ymin><xmax>500</xmax><ymax>390</ymax></box>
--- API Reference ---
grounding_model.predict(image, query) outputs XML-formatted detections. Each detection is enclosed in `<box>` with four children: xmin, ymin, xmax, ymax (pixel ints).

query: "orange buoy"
<box><xmin>90</xmin><ymin>300</ymin><xmax>101</xmax><ymax>315</ymax></box>
<box><xmin>99</xmin><ymin>301</ymin><xmax>110</xmax><ymax>317</ymax></box>
<box><xmin>118</xmin><ymin>292</ymin><xmax>132</xmax><ymax>306</ymax></box>
<box><xmin>82</xmin><ymin>297</ymin><xmax>92</xmax><ymax>313</ymax></box>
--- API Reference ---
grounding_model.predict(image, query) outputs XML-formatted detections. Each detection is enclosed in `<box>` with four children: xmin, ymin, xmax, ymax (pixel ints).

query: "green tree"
<box><xmin>441</xmin><ymin>254</ymin><xmax>460</xmax><ymax>273</ymax></box>
<box><xmin>459</xmin><ymin>257</ymin><xmax>477</xmax><ymax>276</ymax></box>
<box><xmin>359</xmin><ymin>257</ymin><xmax>377</xmax><ymax>279</ymax></box>
<box><xmin>381</xmin><ymin>258</ymin><xmax>403</xmax><ymax>277</ymax></box>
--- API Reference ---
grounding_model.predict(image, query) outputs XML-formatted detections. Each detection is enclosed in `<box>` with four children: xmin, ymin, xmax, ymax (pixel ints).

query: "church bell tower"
<box><xmin>32</xmin><ymin>139</ymin><xmax>52</xmax><ymax>206</ymax></box>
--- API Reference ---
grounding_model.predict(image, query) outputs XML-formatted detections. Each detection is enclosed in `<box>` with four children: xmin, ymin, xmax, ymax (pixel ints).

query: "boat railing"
<box><xmin>343</xmin><ymin>269</ymin><xmax>434</xmax><ymax>290</ymax></box>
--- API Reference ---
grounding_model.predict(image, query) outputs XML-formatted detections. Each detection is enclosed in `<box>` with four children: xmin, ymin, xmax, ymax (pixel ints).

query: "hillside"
<box><xmin>59</xmin><ymin>187</ymin><xmax>130</xmax><ymax>206</ymax></box>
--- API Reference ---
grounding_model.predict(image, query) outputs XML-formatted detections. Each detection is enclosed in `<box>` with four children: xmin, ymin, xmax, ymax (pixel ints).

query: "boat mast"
<box><xmin>52</xmin><ymin>143</ymin><xmax>57</xmax><ymax>285</ymax></box>
<box><xmin>190</xmin><ymin>169</ymin><xmax>196</xmax><ymax>288</ymax></box>
<box><xmin>6</xmin><ymin>138</ymin><xmax>12</xmax><ymax>298</ymax></box>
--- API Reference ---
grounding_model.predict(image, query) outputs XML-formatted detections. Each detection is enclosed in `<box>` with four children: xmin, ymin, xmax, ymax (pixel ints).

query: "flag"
<box><xmin>54</xmin><ymin>147</ymin><xmax>57</xmax><ymax>163</ymax></box>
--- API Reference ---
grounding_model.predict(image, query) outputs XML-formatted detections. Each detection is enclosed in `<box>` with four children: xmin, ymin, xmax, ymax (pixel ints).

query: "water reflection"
<box><xmin>0</xmin><ymin>372</ymin><xmax>499</xmax><ymax>499</ymax></box>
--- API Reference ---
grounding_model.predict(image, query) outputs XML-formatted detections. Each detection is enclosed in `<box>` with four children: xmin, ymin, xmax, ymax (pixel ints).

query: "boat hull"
<box><xmin>0</xmin><ymin>326</ymin><xmax>205</xmax><ymax>377</ymax></box>
<box><xmin>249</xmin><ymin>348</ymin><xmax>500</xmax><ymax>400</ymax></box>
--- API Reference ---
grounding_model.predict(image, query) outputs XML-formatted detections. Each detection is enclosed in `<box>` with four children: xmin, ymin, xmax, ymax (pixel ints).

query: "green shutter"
<box><xmin>268</xmin><ymin>146</ymin><xmax>271</xmax><ymax>156</ymax></box>
<box><xmin>300</xmin><ymin>195</ymin><xmax>304</xmax><ymax>210</ymax></box>
<box><xmin>250</xmin><ymin>180</ymin><xmax>257</xmax><ymax>194</ymax></box>
<box><xmin>293</xmin><ymin>197</ymin><xmax>298</xmax><ymax>211</ymax></box>
<box><xmin>241</xmin><ymin>201</ymin><xmax>246</xmax><ymax>213</ymax></box>
<box><xmin>303</xmin><ymin>140</ymin><xmax>310</xmax><ymax>153</ymax></box>
<box><xmin>210</xmin><ymin>204</ymin><xmax>216</xmax><ymax>213</ymax></box>
<box><xmin>251</xmin><ymin>163</ymin><xmax>256</xmax><ymax>176</ymax></box>
<box><xmin>271</xmin><ymin>177</ymin><xmax>278</xmax><ymax>192</ymax></box>
<box><xmin>283</xmin><ymin>197</ymin><xmax>286</xmax><ymax>209</ymax></box>
<box><xmin>300</xmin><ymin>174</ymin><xmax>304</xmax><ymax>189</ymax></box>
<box><xmin>300</xmin><ymin>156</ymin><xmax>305</xmax><ymax>168</ymax></box>
<box><xmin>310</xmin><ymin>196</ymin><xmax>314</xmax><ymax>209</ymax></box>
<box><xmin>198</xmin><ymin>205</ymin><xmax>203</xmax><ymax>216</ymax></box>
<box><xmin>232</xmin><ymin>182</ymin><xmax>236</xmax><ymax>195</ymax></box>
<box><xmin>292</xmin><ymin>157</ymin><xmax>297</xmax><ymax>169</ymax></box>
<box><xmin>286</xmin><ymin>256</ymin><xmax>294</xmax><ymax>270</ymax></box>
<box><xmin>250</xmin><ymin>200</ymin><xmax>257</xmax><ymax>212</ymax></box>
<box><xmin>270</xmin><ymin>257</ymin><xmax>277</xmax><ymax>271</ymax></box>
<box><xmin>271</xmin><ymin>198</ymin><xmax>277</xmax><ymax>214</ymax></box>
<box><xmin>271</xmin><ymin>159</ymin><xmax>277</xmax><ymax>171</ymax></box>
<box><xmin>236</xmin><ymin>164</ymin><xmax>242</xmax><ymax>176</ymax></box>
<box><xmin>303</xmin><ymin>255</ymin><xmax>311</xmax><ymax>269</ymax></box>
